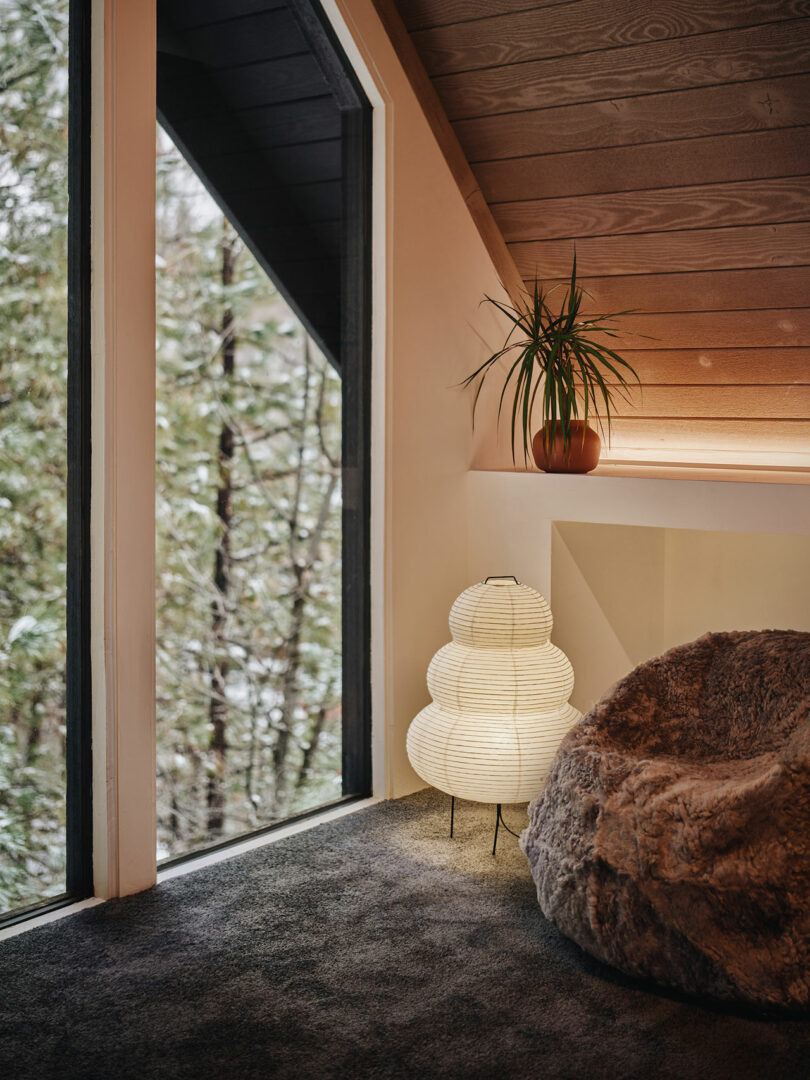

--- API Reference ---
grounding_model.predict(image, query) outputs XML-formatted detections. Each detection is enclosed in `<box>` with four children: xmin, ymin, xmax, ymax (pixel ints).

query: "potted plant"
<box><xmin>463</xmin><ymin>256</ymin><xmax>641</xmax><ymax>473</ymax></box>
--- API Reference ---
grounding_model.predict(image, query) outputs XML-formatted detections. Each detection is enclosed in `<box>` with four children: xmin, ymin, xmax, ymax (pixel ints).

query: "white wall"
<box><xmin>664</xmin><ymin>529</ymin><xmax>810</xmax><ymax>645</ymax></box>
<box><xmin>468</xmin><ymin>472</ymin><xmax>810</xmax><ymax>716</ymax></box>
<box><xmin>553</xmin><ymin>522</ymin><xmax>810</xmax><ymax>714</ymax></box>
<box><xmin>550</xmin><ymin>523</ymin><xmax>666</xmax><ymax>714</ymax></box>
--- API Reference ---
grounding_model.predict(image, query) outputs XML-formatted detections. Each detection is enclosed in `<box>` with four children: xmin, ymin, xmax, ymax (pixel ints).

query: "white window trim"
<box><xmin>91</xmin><ymin>0</ymin><xmax>157</xmax><ymax>899</ymax></box>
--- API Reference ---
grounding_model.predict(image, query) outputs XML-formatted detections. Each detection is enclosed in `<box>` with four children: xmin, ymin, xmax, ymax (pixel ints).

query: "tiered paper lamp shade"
<box><xmin>406</xmin><ymin>577</ymin><xmax>581</xmax><ymax>804</ymax></box>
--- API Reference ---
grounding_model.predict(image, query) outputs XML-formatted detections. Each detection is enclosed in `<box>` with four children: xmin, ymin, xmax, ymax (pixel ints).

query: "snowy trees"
<box><xmin>154</xmin><ymin>131</ymin><xmax>344</xmax><ymax>860</ymax></box>
<box><xmin>0</xmin><ymin>0</ymin><xmax>70</xmax><ymax>911</ymax></box>
<box><xmin>0</xmin><ymin>0</ymin><xmax>345</xmax><ymax>914</ymax></box>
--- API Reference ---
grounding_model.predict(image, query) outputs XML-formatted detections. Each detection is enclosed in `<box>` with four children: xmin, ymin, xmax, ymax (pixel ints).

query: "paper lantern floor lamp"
<box><xmin>406</xmin><ymin>575</ymin><xmax>581</xmax><ymax>853</ymax></box>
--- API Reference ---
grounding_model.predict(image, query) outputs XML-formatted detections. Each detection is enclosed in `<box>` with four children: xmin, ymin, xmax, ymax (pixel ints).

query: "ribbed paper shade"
<box><xmin>407</xmin><ymin>577</ymin><xmax>582</xmax><ymax>804</ymax></box>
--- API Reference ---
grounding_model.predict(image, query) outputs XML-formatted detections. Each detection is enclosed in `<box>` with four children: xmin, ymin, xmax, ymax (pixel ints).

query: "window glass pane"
<box><xmin>155</xmin><ymin>129</ymin><xmax>343</xmax><ymax>860</ymax></box>
<box><xmin>0</xmin><ymin>0</ymin><xmax>70</xmax><ymax>914</ymax></box>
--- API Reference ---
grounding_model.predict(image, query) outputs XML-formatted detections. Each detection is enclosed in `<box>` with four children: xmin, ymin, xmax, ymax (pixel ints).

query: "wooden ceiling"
<box><xmin>379</xmin><ymin>0</ymin><xmax>810</xmax><ymax>465</ymax></box>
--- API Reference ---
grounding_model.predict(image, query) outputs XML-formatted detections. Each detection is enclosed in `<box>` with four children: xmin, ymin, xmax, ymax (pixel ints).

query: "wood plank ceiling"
<box><xmin>390</xmin><ymin>0</ymin><xmax>810</xmax><ymax>465</ymax></box>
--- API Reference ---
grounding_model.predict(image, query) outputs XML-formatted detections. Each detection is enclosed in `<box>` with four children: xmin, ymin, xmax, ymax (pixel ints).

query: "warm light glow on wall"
<box><xmin>600</xmin><ymin>444</ymin><xmax>810</xmax><ymax>470</ymax></box>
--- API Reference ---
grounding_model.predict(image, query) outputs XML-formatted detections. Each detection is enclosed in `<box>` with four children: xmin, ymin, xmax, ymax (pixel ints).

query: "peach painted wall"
<box><xmin>332</xmin><ymin>0</ymin><xmax>510</xmax><ymax>796</ymax></box>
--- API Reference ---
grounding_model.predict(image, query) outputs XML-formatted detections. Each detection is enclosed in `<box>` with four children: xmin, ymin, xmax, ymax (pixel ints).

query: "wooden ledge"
<box><xmin>592</xmin><ymin>460</ymin><xmax>810</xmax><ymax>486</ymax></box>
<box><xmin>471</xmin><ymin>462</ymin><xmax>810</xmax><ymax>486</ymax></box>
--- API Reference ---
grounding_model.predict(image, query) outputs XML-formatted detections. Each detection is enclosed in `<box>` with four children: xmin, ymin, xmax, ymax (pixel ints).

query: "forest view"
<box><xmin>0</xmin><ymin>0</ymin><xmax>70</xmax><ymax>914</ymax></box>
<box><xmin>155</xmin><ymin>131</ymin><xmax>344</xmax><ymax>861</ymax></box>
<box><xmin>0</xmin><ymin>0</ymin><xmax>345</xmax><ymax>916</ymax></box>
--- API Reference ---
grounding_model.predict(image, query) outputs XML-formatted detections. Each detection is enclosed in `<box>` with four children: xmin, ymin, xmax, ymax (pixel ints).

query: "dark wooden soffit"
<box><xmin>156</xmin><ymin>0</ymin><xmax>346</xmax><ymax>365</ymax></box>
<box><xmin>371</xmin><ymin>0</ymin><xmax>525</xmax><ymax>302</ymax></box>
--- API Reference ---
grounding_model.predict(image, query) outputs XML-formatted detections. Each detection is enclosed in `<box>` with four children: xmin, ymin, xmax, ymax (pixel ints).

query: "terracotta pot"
<box><xmin>532</xmin><ymin>421</ymin><xmax>601</xmax><ymax>474</ymax></box>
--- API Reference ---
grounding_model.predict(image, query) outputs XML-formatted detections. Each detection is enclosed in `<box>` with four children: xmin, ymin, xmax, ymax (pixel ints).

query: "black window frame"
<box><xmin>292</xmin><ymin>0</ymin><xmax>372</xmax><ymax>804</ymax></box>
<box><xmin>0</xmin><ymin>0</ymin><xmax>94</xmax><ymax>931</ymax></box>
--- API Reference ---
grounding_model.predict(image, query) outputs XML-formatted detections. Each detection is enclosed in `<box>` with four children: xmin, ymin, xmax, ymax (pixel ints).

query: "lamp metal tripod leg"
<box><xmin>492</xmin><ymin>803</ymin><xmax>520</xmax><ymax>855</ymax></box>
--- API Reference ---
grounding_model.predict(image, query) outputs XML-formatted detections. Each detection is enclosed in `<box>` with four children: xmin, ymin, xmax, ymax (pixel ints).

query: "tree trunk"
<box><xmin>295</xmin><ymin>687</ymin><xmax>332</xmax><ymax>795</ymax></box>
<box><xmin>24</xmin><ymin>665</ymin><xmax>45</xmax><ymax>767</ymax></box>
<box><xmin>271</xmin><ymin>337</ymin><xmax>312</xmax><ymax>817</ymax></box>
<box><xmin>273</xmin><ymin>469</ymin><xmax>339</xmax><ymax>815</ymax></box>
<box><xmin>169</xmin><ymin>788</ymin><xmax>180</xmax><ymax>846</ymax></box>
<box><xmin>206</xmin><ymin>228</ymin><xmax>236</xmax><ymax>837</ymax></box>
<box><xmin>273</xmin><ymin>567</ymin><xmax>304</xmax><ymax>816</ymax></box>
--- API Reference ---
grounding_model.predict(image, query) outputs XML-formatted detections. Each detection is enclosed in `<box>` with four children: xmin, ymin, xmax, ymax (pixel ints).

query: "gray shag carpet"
<box><xmin>1</xmin><ymin>789</ymin><xmax>810</xmax><ymax>1080</ymax></box>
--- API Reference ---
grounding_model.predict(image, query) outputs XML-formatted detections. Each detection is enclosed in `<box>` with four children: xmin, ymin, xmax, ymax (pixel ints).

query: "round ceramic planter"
<box><xmin>532</xmin><ymin>420</ymin><xmax>601</xmax><ymax>474</ymax></box>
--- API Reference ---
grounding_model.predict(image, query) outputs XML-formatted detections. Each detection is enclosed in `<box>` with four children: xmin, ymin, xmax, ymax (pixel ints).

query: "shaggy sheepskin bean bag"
<box><xmin>521</xmin><ymin>630</ymin><xmax>810</xmax><ymax>1012</ymax></box>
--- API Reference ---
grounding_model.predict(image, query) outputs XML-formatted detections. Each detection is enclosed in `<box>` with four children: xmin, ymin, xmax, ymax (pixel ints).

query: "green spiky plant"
<box><xmin>463</xmin><ymin>256</ymin><xmax>641</xmax><ymax>465</ymax></box>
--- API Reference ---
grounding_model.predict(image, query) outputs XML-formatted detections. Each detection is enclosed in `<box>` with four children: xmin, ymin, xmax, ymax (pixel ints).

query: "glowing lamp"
<box><xmin>407</xmin><ymin>576</ymin><xmax>581</xmax><ymax>849</ymax></box>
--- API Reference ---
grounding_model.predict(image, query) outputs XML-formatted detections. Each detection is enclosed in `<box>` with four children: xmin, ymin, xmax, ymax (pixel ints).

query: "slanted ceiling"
<box><xmin>386</xmin><ymin>0</ymin><xmax>810</xmax><ymax>466</ymax></box>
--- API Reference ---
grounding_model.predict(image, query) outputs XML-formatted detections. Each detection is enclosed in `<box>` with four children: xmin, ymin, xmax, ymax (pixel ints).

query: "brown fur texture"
<box><xmin>521</xmin><ymin>630</ymin><xmax>810</xmax><ymax>1012</ymax></box>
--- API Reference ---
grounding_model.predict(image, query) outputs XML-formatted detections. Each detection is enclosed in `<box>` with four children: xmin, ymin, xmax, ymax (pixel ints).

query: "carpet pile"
<box><xmin>1</xmin><ymin>789</ymin><xmax>809</xmax><ymax>1079</ymax></box>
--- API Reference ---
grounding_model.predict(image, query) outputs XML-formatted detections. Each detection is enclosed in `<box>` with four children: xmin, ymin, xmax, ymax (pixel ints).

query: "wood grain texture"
<box><xmin>397</xmin><ymin>1</ymin><xmax>810</xmax><ymax>467</ymax></box>
<box><xmin>370</xmin><ymin>0</ymin><xmax>525</xmax><ymax>300</ymax></box>
<box><xmin>591</xmin><ymin>461</ymin><xmax>810</xmax><ymax>483</ymax></box>
<box><xmin>476</xmin><ymin>127</ymin><xmax>810</xmax><ymax>203</ymax></box>
<box><xmin>396</xmin><ymin>0</ymin><xmax>570</xmax><ymax>32</ymax></box>
<box><xmin>510</xmin><ymin>222</ymin><xmax>810</xmax><ymax>278</ymax></box>
<box><xmin>412</xmin><ymin>0</ymin><xmax>810</xmax><ymax>78</ymax></box>
<box><xmin>616</xmin><ymin>349</ymin><xmax>810</xmax><ymax>385</ymax></box>
<box><xmin>610</xmin><ymin>385</ymin><xmax>810</xmax><ymax>419</ymax></box>
<box><xmin>493</xmin><ymin>176</ymin><xmax>810</xmax><ymax>242</ymax></box>
<box><xmin>455</xmin><ymin>75</ymin><xmax>810</xmax><ymax>163</ymax></box>
<box><xmin>548</xmin><ymin>268</ymin><xmax>810</xmax><ymax>314</ymax></box>
<box><xmin>606</xmin><ymin>417</ymin><xmax>810</xmax><ymax>451</ymax></box>
<box><xmin>434</xmin><ymin>20</ymin><xmax>810</xmax><ymax>121</ymax></box>
<box><xmin>594</xmin><ymin>310</ymin><xmax>810</xmax><ymax>350</ymax></box>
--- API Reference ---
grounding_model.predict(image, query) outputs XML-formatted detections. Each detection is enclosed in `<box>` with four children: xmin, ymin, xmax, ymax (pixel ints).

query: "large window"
<box><xmin>0</xmin><ymin>0</ymin><xmax>91</xmax><ymax>920</ymax></box>
<box><xmin>155</xmin><ymin>133</ymin><xmax>345</xmax><ymax>857</ymax></box>
<box><xmin>155</xmin><ymin>0</ymin><xmax>371</xmax><ymax>861</ymax></box>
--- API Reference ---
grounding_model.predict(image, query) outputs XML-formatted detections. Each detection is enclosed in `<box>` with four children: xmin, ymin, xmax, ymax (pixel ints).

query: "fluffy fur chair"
<box><xmin>521</xmin><ymin>630</ymin><xmax>810</xmax><ymax>1012</ymax></box>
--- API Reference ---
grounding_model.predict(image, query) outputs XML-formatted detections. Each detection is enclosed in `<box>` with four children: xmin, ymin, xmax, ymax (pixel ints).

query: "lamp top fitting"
<box><xmin>450</xmin><ymin>577</ymin><xmax>553</xmax><ymax>647</ymax></box>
